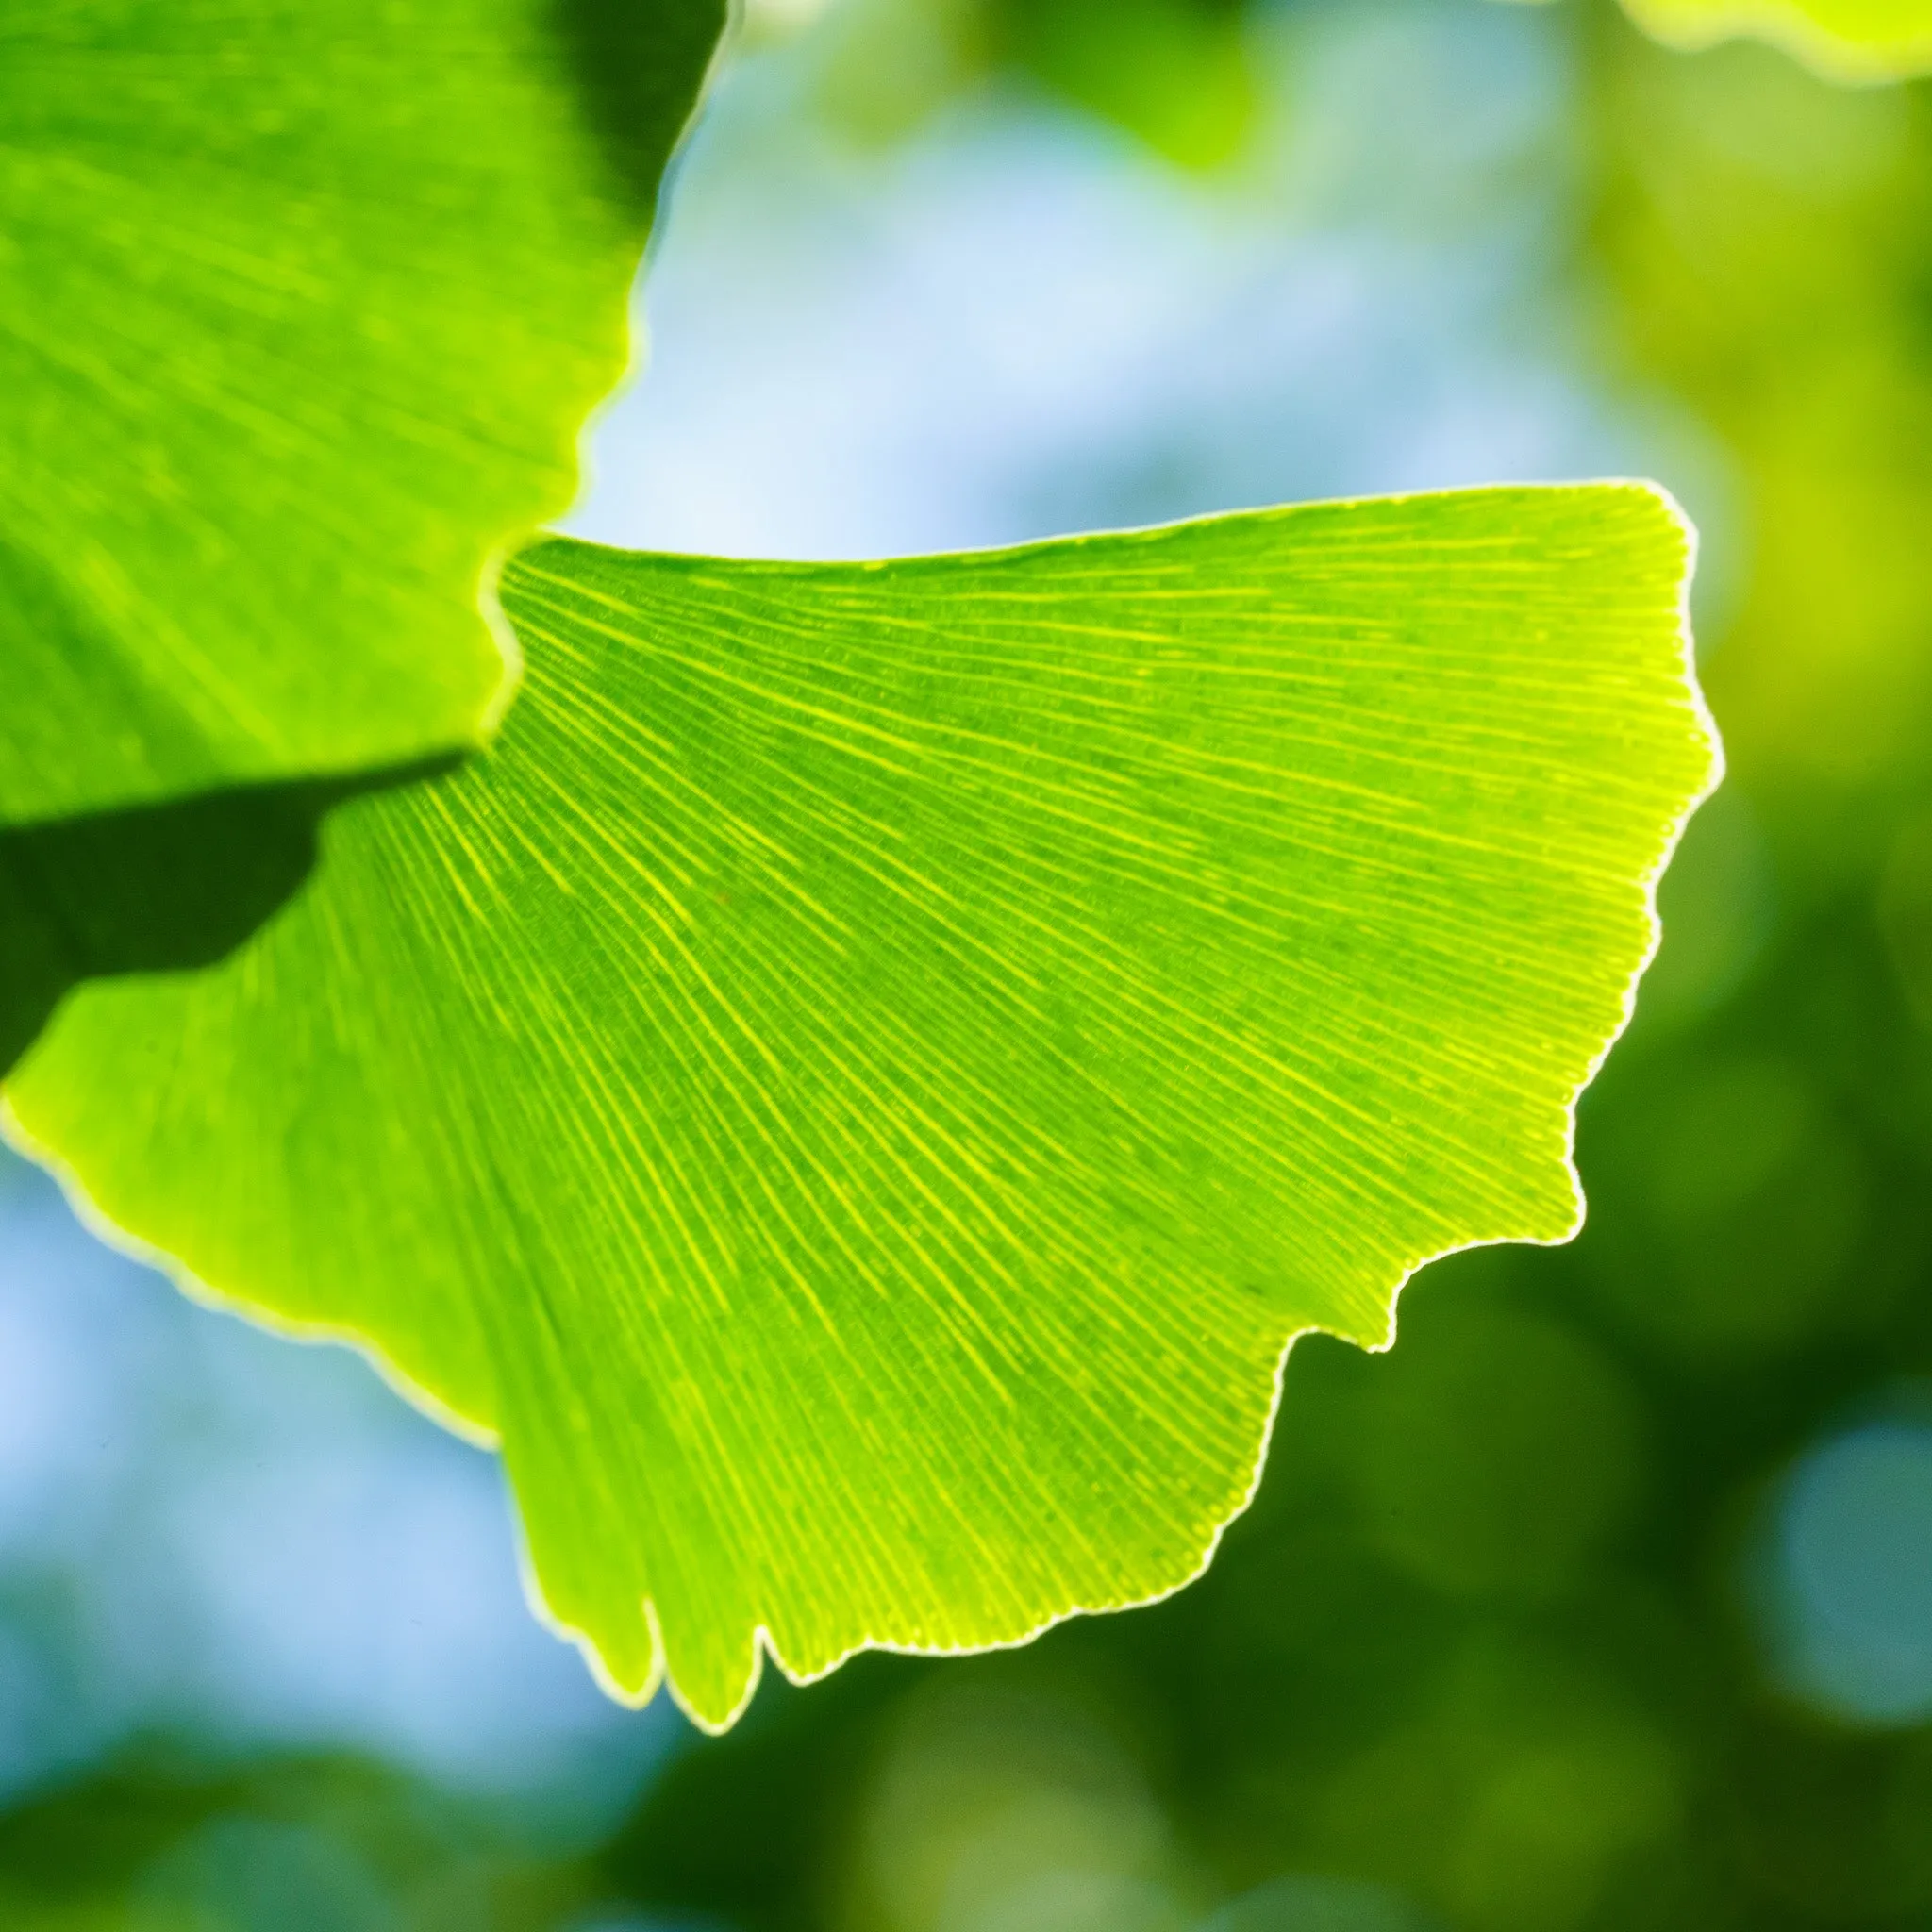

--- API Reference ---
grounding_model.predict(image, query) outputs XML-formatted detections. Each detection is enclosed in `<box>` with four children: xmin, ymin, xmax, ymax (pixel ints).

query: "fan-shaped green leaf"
<box><xmin>0</xmin><ymin>0</ymin><xmax>723</xmax><ymax>824</ymax></box>
<box><xmin>4</xmin><ymin>486</ymin><xmax>1718</xmax><ymax>1729</ymax></box>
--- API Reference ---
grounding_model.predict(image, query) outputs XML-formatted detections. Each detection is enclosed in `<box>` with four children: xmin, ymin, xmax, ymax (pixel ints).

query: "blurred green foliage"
<box><xmin>4</xmin><ymin>0</ymin><xmax>1930</xmax><ymax>1925</ymax></box>
<box><xmin>746</xmin><ymin>0</ymin><xmax>1262</xmax><ymax>164</ymax></box>
<box><xmin>1610</xmin><ymin>0</ymin><xmax>1932</xmax><ymax>82</ymax></box>
<box><xmin>0</xmin><ymin>1750</ymin><xmax>608</xmax><ymax>1931</ymax></box>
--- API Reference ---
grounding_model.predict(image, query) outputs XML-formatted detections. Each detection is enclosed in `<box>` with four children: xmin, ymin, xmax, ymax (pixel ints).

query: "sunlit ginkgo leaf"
<box><xmin>5</xmin><ymin>485</ymin><xmax>1718</xmax><ymax>1728</ymax></box>
<box><xmin>0</xmin><ymin>0</ymin><xmax>723</xmax><ymax>823</ymax></box>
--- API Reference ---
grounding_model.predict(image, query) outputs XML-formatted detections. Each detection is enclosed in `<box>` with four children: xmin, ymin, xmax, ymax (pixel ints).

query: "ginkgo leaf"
<box><xmin>0</xmin><ymin>0</ymin><xmax>723</xmax><ymax>824</ymax></box>
<box><xmin>1601</xmin><ymin>0</ymin><xmax>1930</xmax><ymax>79</ymax></box>
<box><xmin>0</xmin><ymin>758</ymin><xmax>443</xmax><ymax>1081</ymax></box>
<box><xmin>3</xmin><ymin>486</ymin><xmax>1719</xmax><ymax>1730</ymax></box>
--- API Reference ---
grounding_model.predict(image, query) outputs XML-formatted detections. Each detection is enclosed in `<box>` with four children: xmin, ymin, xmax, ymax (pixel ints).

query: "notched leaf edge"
<box><xmin>537</xmin><ymin>481</ymin><xmax>1723</xmax><ymax>1734</ymax></box>
<box><xmin>1</xmin><ymin>483</ymin><xmax>1722</xmax><ymax>1734</ymax></box>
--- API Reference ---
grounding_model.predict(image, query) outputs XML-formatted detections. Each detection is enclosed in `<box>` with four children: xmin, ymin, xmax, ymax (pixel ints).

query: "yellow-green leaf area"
<box><xmin>0</xmin><ymin>0</ymin><xmax>724</xmax><ymax>823</ymax></box>
<box><xmin>1614</xmin><ymin>0</ymin><xmax>1932</xmax><ymax>78</ymax></box>
<box><xmin>4</xmin><ymin>485</ymin><xmax>1718</xmax><ymax>1730</ymax></box>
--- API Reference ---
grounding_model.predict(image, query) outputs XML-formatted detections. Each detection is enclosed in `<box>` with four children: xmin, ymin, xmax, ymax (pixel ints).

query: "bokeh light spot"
<box><xmin>1761</xmin><ymin>1417</ymin><xmax>1932</xmax><ymax>1727</ymax></box>
<box><xmin>852</xmin><ymin>1675</ymin><xmax>1183</xmax><ymax>1932</ymax></box>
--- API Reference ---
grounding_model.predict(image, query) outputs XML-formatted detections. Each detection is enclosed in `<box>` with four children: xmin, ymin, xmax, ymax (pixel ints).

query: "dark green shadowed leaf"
<box><xmin>0</xmin><ymin>0</ymin><xmax>724</xmax><ymax>824</ymax></box>
<box><xmin>0</xmin><ymin>759</ymin><xmax>455</xmax><ymax>1080</ymax></box>
<box><xmin>4</xmin><ymin>486</ymin><xmax>1719</xmax><ymax>1729</ymax></box>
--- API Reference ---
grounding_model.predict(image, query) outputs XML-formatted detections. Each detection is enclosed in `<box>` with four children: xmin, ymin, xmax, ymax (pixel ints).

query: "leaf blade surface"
<box><xmin>5</xmin><ymin>487</ymin><xmax>1719</xmax><ymax>1727</ymax></box>
<box><xmin>0</xmin><ymin>0</ymin><xmax>723</xmax><ymax>822</ymax></box>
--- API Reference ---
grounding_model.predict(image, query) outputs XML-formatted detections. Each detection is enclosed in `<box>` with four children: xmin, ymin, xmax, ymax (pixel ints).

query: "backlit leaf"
<box><xmin>4</xmin><ymin>486</ymin><xmax>1718</xmax><ymax>1728</ymax></box>
<box><xmin>0</xmin><ymin>0</ymin><xmax>723</xmax><ymax>823</ymax></box>
<box><xmin>1575</xmin><ymin>0</ymin><xmax>1932</xmax><ymax>79</ymax></box>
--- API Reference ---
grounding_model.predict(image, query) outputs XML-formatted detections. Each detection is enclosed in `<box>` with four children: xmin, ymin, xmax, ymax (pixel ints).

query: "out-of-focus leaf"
<box><xmin>1638</xmin><ymin>0</ymin><xmax>1932</xmax><ymax>76</ymax></box>
<box><xmin>1003</xmin><ymin>0</ymin><xmax>1260</xmax><ymax>170</ymax></box>
<box><xmin>0</xmin><ymin>0</ymin><xmax>723</xmax><ymax>824</ymax></box>
<box><xmin>1627</xmin><ymin>0</ymin><xmax>1932</xmax><ymax>78</ymax></box>
<box><xmin>4</xmin><ymin>486</ymin><xmax>1716</xmax><ymax>1729</ymax></box>
<box><xmin>1512</xmin><ymin>0</ymin><xmax>1932</xmax><ymax>80</ymax></box>
<box><xmin>797</xmin><ymin>0</ymin><xmax>1257</xmax><ymax>167</ymax></box>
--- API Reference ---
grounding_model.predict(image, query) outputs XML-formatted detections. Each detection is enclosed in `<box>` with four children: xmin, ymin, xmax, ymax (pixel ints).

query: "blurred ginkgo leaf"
<box><xmin>1510</xmin><ymin>0</ymin><xmax>1932</xmax><ymax>80</ymax></box>
<box><xmin>1627</xmin><ymin>0</ymin><xmax>1932</xmax><ymax>76</ymax></box>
